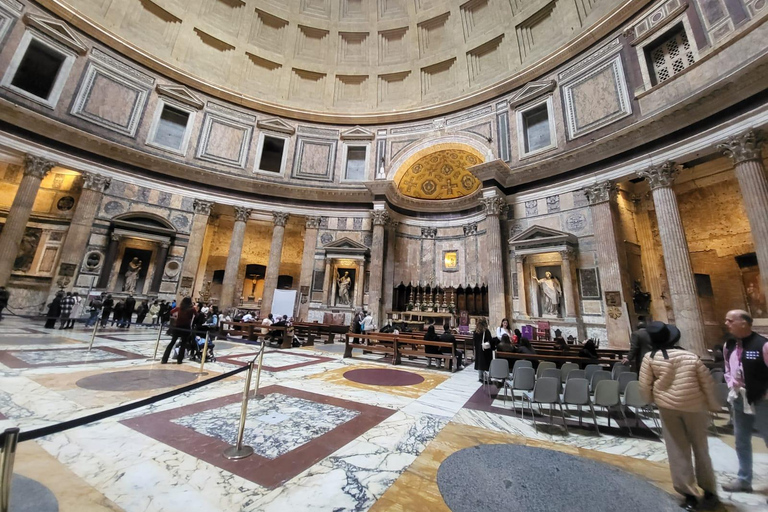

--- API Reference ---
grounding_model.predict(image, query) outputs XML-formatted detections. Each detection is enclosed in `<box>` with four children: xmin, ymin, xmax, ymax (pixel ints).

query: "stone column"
<box><xmin>0</xmin><ymin>155</ymin><xmax>55</xmax><ymax>286</ymax></box>
<box><xmin>560</xmin><ymin>247</ymin><xmax>578</xmax><ymax>318</ymax></box>
<box><xmin>261</xmin><ymin>212</ymin><xmax>289</xmax><ymax>315</ymax></box>
<box><xmin>298</xmin><ymin>216</ymin><xmax>321</xmax><ymax>321</ymax></box>
<box><xmin>98</xmin><ymin>233</ymin><xmax>120</xmax><ymax>289</ymax></box>
<box><xmin>515</xmin><ymin>254</ymin><xmax>528</xmax><ymax>318</ymax></box>
<box><xmin>633</xmin><ymin>203</ymin><xmax>668</xmax><ymax>322</ymax></box>
<box><xmin>49</xmin><ymin>172</ymin><xmax>110</xmax><ymax>295</ymax></box>
<box><xmin>637</xmin><ymin>162</ymin><xmax>708</xmax><ymax>357</ymax></box>
<box><xmin>584</xmin><ymin>181</ymin><xmax>632</xmax><ymax>348</ymax></box>
<box><xmin>179</xmin><ymin>199</ymin><xmax>213</xmax><ymax>297</ymax></box>
<box><xmin>420</xmin><ymin>226</ymin><xmax>437</xmax><ymax>286</ymax></box>
<box><xmin>368</xmin><ymin>209</ymin><xmax>389</xmax><ymax>324</ymax></box>
<box><xmin>481</xmin><ymin>195</ymin><xmax>508</xmax><ymax>329</ymax></box>
<box><xmin>219</xmin><ymin>206</ymin><xmax>251</xmax><ymax>310</ymax></box>
<box><xmin>150</xmin><ymin>242</ymin><xmax>170</xmax><ymax>293</ymax></box>
<box><xmin>719</xmin><ymin>129</ymin><xmax>768</xmax><ymax>304</ymax></box>
<box><xmin>382</xmin><ymin>219</ymin><xmax>398</xmax><ymax>315</ymax></box>
<box><xmin>323</xmin><ymin>259</ymin><xmax>333</xmax><ymax>306</ymax></box>
<box><xmin>355</xmin><ymin>259</ymin><xmax>366</xmax><ymax>309</ymax></box>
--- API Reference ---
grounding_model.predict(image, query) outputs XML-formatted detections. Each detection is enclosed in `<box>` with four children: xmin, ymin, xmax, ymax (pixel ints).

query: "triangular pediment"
<box><xmin>509</xmin><ymin>225</ymin><xmax>577</xmax><ymax>248</ymax></box>
<box><xmin>323</xmin><ymin>236</ymin><xmax>367</xmax><ymax>250</ymax></box>
<box><xmin>508</xmin><ymin>80</ymin><xmax>556</xmax><ymax>109</ymax></box>
<box><xmin>23</xmin><ymin>14</ymin><xmax>88</xmax><ymax>55</ymax></box>
<box><xmin>340</xmin><ymin>126</ymin><xmax>375</xmax><ymax>141</ymax></box>
<box><xmin>257</xmin><ymin>118</ymin><xmax>295</xmax><ymax>135</ymax></box>
<box><xmin>156</xmin><ymin>84</ymin><xmax>204</xmax><ymax>109</ymax></box>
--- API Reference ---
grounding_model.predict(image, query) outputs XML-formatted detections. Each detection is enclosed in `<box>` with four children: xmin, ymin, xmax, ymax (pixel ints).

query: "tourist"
<box><xmin>123</xmin><ymin>294</ymin><xmax>136</xmax><ymax>328</ymax></box>
<box><xmin>136</xmin><ymin>300</ymin><xmax>149</xmax><ymax>326</ymax></box>
<box><xmin>639</xmin><ymin>321</ymin><xmax>720</xmax><ymax>511</ymax></box>
<box><xmin>497</xmin><ymin>333</ymin><xmax>514</xmax><ymax>352</ymax></box>
<box><xmin>440</xmin><ymin>323</ymin><xmax>462</xmax><ymax>370</ymax></box>
<box><xmin>160</xmin><ymin>300</ymin><xmax>171</xmax><ymax>325</ymax></box>
<box><xmin>45</xmin><ymin>292</ymin><xmax>62</xmax><ymax>329</ymax></box>
<box><xmin>579</xmin><ymin>339</ymin><xmax>599</xmax><ymax>359</ymax></box>
<box><xmin>85</xmin><ymin>293</ymin><xmax>103</xmax><ymax>327</ymax></box>
<box><xmin>161</xmin><ymin>297</ymin><xmax>196</xmax><ymax>364</ymax></box>
<box><xmin>111</xmin><ymin>300</ymin><xmax>124</xmax><ymax>327</ymax></box>
<box><xmin>497</xmin><ymin>318</ymin><xmax>512</xmax><ymax>339</ymax></box>
<box><xmin>361</xmin><ymin>310</ymin><xmax>375</xmax><ymax>333</ymax></box>
<box><xmin>100</xmin><ymin>294</ymin><xmax>113</xmax><ymax>327</ymax></box>
<box><xmin>516</xmin><ymin>338</ymin><xmax>536</xmax><ymax>355</ymax></box>
<box><xmin>553</xmin><ymin>329</ymin><xmax>567</xmax><ymax>352</ymax></box>
<box><xmin>424</xmin><ymin>324</ymin><xmax>441</xmax><ymax>368</ymax></box>
<box><xmin>0</xmin><ymin>286</ymin><xmax>9</xmax><ymax>321</ymax></box>
<box><xmin>149</xmin><ymin>301</ymin><xmax>160</xmax><ymax>325</ymax></box>
<box><xmin>59</xmin><ymin>291</ymin><xmax>75</xmax><ymax>329</ymax></box>
<box><xmin>65</xmin><ymin>292</ymin><xmax>82</xmax><ymax>328</ymax></box>
<box><xmin>722</xmin><ymin>310</ymin><xmax>768</xmax><ymax>495</ymax></box>
<box><xmin>624</xmin><ymin>321</ymin><xmax>652</xmax><ymax>372</ymax></box>
<box><xmin>473</xmin><ymin>318</ymin><xmax>493</xmax><ymax>382</ymax></box>
<box><xmin>351</xmin><ymin>308</ymin><xmax>364</xmax><ymax>343</ymax></box>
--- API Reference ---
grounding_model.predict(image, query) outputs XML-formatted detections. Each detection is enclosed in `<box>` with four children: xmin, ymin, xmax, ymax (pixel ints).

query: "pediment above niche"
<box><xmin>340</xmin><ymin>126</ymin><xmax>375</xmax><ymax>141</ymax></box>
<box><xmin>509</xmin><ymin>225</ymin><xmax>577</xmax><ymax>252</ymax></box>
<box><xmin>23</xmin><ymin>14</ymin><xmax>87</xmax><ymax>54</ymax></box>
<box><xmin>156</xmin><ymin>84</ymin><xmax>204</xmax><ymax>109</ymax></box>
<box><xmin>508</xmin><ymin>80</ymin><xmax>556</xmax><ymax>109</ymax></box>
<box><xmin>323</xmin><ymin>236</ymin><xmax>367</xmax><ymax>250</ymax></box>
<box><xmin>321</xmin><ymin>236</ymin><xmax>369</xmax><ymax>258</ymax></box>
<box><xmin>257</xmin><ymin>118</ymin><xmax>295</xmax><ymax>135</ymax></box>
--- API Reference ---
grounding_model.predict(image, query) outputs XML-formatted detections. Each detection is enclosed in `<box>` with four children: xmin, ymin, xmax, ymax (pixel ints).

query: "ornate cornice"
<box><xmin>272</xmin><ymin>211</ymin><xmax>289</xmax><ymax>227</ymax></box>
<box><xmin>306</xmin><ymin>216</ymin><xmax>322</xmax><ymax>229</ymax></box>
<box><xmin>81</xmin><ymin>172</ymin><xmax>111</xmax><ymax>192</ymax></box>
<box><xmin>717</xmin><ymin>129</ymin><xmax>765</xmax><ymax>165</ymax></box>
<box><xmin>583</xmin><ymin>181</ymin><xmax>617</xmax><ymax>205</ymax></box>
<box><xmin>23</xmin><ymin>154</ymin><xmax>56</xmax><ymax>179</ymax></box>
<box><xmin>233</xmin><ymin>206</ymin><xmax>252</xmax><ymax>223</ymax></box>
<box><xmin>370</xmin><ymin>209</ymin><xmax>389</xmax><ymax>226</ymax></box>
<box><xmin>559</xmin><ymin>246</ymin><xmax>577</xmax><ymax>259</ymax></box>
<box><xmin>421</xmin><ymin>226</ymin><xmax>437</xmax><ymax>238</ymax></box>
<box><xmin>480</xmin><ymin>197</ymin><xmax>508</xmax><ymax>217</ymax></box>
<box><xmin>192</xmin><ymin>199</ymin><xmax>213</xmax><ymax>216</ymax></box>
<box><xmin>637</xmin><ymin>161</ymin><xmax>681</xmax><ymax>190</ymax></box>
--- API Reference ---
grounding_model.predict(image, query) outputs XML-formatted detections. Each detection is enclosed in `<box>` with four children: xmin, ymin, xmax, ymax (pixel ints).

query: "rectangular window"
<box><xmin>645</xmin><ymin>24</ymin><xmax>695</xmax><ymax>86</ymax></box>
<box><xmin>152</xmin><ymin>105</ymin><xmax>190</xmax><ymax>151</ymax></box>
<box><xmin>522</xmin><ymin>103</ymin><xmax>551</xmax><ymax>153</ymax></box>
<box><xmin>10</xmin><ymin>39</ymin><xmax>66</xmax><ymax>100</ymax></box>
<box><xmin>259</xmin><ymin>135</ymin><xmax>286</xmax><ymax>173</ymax></box>
<box><xmin>344</xmin><ymin>146</ymin><xmax>367</xmax><ymax>180</ymax></box>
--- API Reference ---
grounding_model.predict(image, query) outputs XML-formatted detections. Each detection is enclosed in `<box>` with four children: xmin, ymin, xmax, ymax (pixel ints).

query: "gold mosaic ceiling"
<box><xmin>396</xmin><ymin>149</ymin><xmax>482</xmax><ymax>200</ymax></box>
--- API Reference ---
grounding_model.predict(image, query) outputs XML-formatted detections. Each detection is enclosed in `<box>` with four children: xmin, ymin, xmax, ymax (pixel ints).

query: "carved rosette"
<box><xmin>193</xmin><ymin>199</ymin><xmax>214</xmax><ymax>216</ymax></box>
<box><xmin>480</xmin><ymin>197</ymin><xmax>508</xmax><ymax>217</ymax></box>
<box><xmin>637</xmin><ymin>162</ymin><xmax>681</xmax><ymax>190</ymax></box>
<box><xmin>583</xmin><ymin>181</ymin><xmax>617</xmax><ymax>205</ymax></box>
<box><xmin>272</xmin><ymin>211</ymin><xmax>289</xmax><ymax>227</ymax></box>
<box><xmin>370</xmin><ymin>209</ymin><xmax>389</xmax><ymax>226</ymax></box>
<box><xmin>233</xmin><ymin>206</ymin><xmax>252</xmax><ymax>223</ymax></box>
<box><xmin>717</xmin><ymin>129</ymin><xmax>765</xmax><ymax>165</ymax></box>
<box><xmin>81</xmin><ymin>172</ymin><xmax>111</xmax><ymax>192</ymax></box>
<box><xmin>306</xmin><ymin>216</ymin><xmax>322</xmax><ymax>229</ymax></box>
<box><xmin>23</xmin><ymin>154</ymin><xmax>56</xmax><ymax>179</ymax></box>
<box><xmin>421</xmin><ymin>226</ymin><xmax>437</xmax><ymax>238</ymax></box>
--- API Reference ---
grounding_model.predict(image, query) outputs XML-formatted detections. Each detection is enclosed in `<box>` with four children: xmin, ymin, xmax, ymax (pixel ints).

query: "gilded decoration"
<box><xmin>395</xmin><ymin>147</ymin><xmax>483</xmax><ymax>200</ymax></box>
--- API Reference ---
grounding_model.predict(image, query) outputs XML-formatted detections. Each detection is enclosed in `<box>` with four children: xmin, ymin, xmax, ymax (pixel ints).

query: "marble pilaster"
<box><xmin>98</xmin><ymin>233</ymin><xmax>120</xmax><ymax>289</ymax></box>
<box><xmin>480</xmin><ymin>195</ymin><xmax>508</xmax><ymax>329</ymax></box>
<box><xmin>368</xmin><ymin>210</ymin><xmax>389</xmax><ymax>324</ymax></box>
<box><xmin>637</xmin><ymin>162</ymin><xmax>707</xmax><ymax>357</ymax></box>
<box><xmin>420</xmin><ymin>225</ymin><xmax>437</xmax><ymax>287</ymax></box>
<box><xmin>718</xmin><ymin>129</ymin><xmax>768</xmax><ymax>307</ymax></box>
<box><xmin>560</xmin><ymin>247</ymin><xmax>578</xmax><ymax>318</ymax></box>
<box><xmin>584</xmin><ymin>181</ymin><xmax>632</xmax><ymax>347</ymax></box>
<box><xmin>382</xmin><ymin>219</ymin><xmax>398</xmax><ymax>317</ymax></box>
<box><xmin>298</xmin><ymin>216</ymin><xmax>322</xmax><ymax>321</ymax></box>
<box><xmin>219</xmin><ymin>207</ymin><xmax>251</xmax><ymax>310</ymax></box>
<box><xmin>150</xmin><ymin>242</ymin><xmax>170</xmax><ymax>293</ymax></box>
<box><xmin>355</xmin><ymin>259</ymin><xmax>366</xmax><ymax>309</ymax></box>
<box><xmin>179</xmin><ymin>199</ymin><xmax>213</xmax><ymax>298</ymax></box>
<box><xmin>515</xmin><ymin>254</ymin><xmax>528</xmax><ymax>318</ymax></box>
<box><xmin>0</xmin><ymin>155</ymin><xmax>55</xmax><ymax>286</ymax></box>
<box><xmin>261</xmin><ymin>212</ymin><xmax>289</xmax><ymax>315</ymax></box>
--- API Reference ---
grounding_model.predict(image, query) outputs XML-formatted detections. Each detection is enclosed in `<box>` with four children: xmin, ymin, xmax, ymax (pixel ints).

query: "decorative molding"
<box><xmin>23</xmin><ymin>154</ymin><xmax>55</xmax><ymax>178</ymax></box>
<box><xmin>421</xmin><ymin>226</ymin><xmax>437</xmax><ymax>238</ymax></box>
<box><xmin>717</xmin><ymin>129</ymin><xmax>765</xmax><ymax>165</ymax></box>
<box><xmin>627</xmin><ymin>1</ymin><xmax>688</xmax><ymax>47</ymax></box>
<box><xmin>306</xmin><ymin>216</ymin><xmax>323</xmax><ymax>229</ymax></box>
<box><xmin>637</xmin><ymin>161</ymin><xmax>681</xmax><ymax>190</ymax></box>
<box><xmin>196</xmin><ymin>113</ymin><xmax>253</xmax><ymax>169</ymax></box>
<box><xmin>81</xmin><ymin>172</ymin><xmax>110</xmax><ymax>192</ymax></box>
<box><xmin>0</xmin><ymin>0</ymin><xmax>23</xmax><ymax>15</ymax></box>
<box><xmin>192</xmin><ymin>199</ymin><xmax>213</xmax><ymax>216</ymax></box>
<box><xmin>446</xmin><ymin>105</ymin><xmax>493</xmax><ymax>126</ymax></box>
<box><xmin>297</xmin><ymin>125</ymin><xmax>339</xmax><ymax>138</ymax></box>
<box><xmin>480</xmin><ymin>197</ymin><xmax>507</xmax><ymax>216</ymax></box>
<box><xmin>90</xmin><ymin>48</ymin><xmax>154</xmax><ymax>86</ymax></box>
<box><xmin>583</xmin><ymin>181</ymin><xmax>617</xmax><ymax>205</ymax></box>
<box><xmin>233</xmin><ymin>206</ymin><xmax>252</xmax><ymax>222</ymax></box>
<box><xmin>508</xmin><ymin>80</ymin><xmax>556</xmax><ymax>109</ymax></box>
<box><xmin>463</xmin><ymin>222</ymin><xmax>478</xmax><ymax>236</ymax></box>
<box><xmin>558</xmin><ymin>37</ymin><xmax>622</xmax><ymax>82</ymax></box>
<box><xmin>341</xmin><ymin>126</ymin><xmax>375</xmax><ymax>140</ymax></box>
<box><xmin>272</xmin><ymin>211</ymin><xmax>289</xmax><ymax>227</ymax></box>
<box><xmin>370</xmin><ymin>209</ymin><xmax>389</xmax><ymax>226</ymax></box>
<box><xmin>0</xmin><ymin>0</ymin><xmax>21</xmax><ymax>44</ymax></box>
<box><xmin>205</xmin><ymin>102</ymin><xmax>256</xmax><ymax>124</ymax></box>
<box><xmin>257</xmin><ymin>117</ymin><xmax>296</xmax><ymax>135</ymax></box>
<box><xmin>23</xmin><ymin>13</ymin><xmax>87</xmax><ymax>54</ymax></box>
<box><xmin>291</xmin><ymin>137</ymin><xmax>337</xmax><ymax>182</ymax></box>
<box><xmin>390</xmin><ymin>123</ymin><xmax>432</xmax><ymax>135</ymax></box>
<box><xmin>156</xmin><ymin>84</ymin><xmax>204</xmax><ymax>110</ymax></box>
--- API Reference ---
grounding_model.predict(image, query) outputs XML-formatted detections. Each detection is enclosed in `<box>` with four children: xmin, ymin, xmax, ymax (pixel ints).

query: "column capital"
<box><xmin>370</xmin><ymin>209</ymin><xmax>389</xmax><ymax>226</ymax></box>
<box><xmin>387</xmin><ymin>218</ymin><xmax>399</xmax><ymax>230</ymax></box>
<box><xmin>81</xmin><ymin>172</ymin><xmax>111</xmax><ymax>192</ymax></box>
<box><xmin>23</xmin><ymin>154</ymin><xmax>56</xmax><ymax>179</ymax></box>
<box><xmin>480</xmin><ymin>196</ymin><xmax>508</xmax><ymax>216</ymax></box>
<box><xmin>463</xmin><ymin>222</ymin><xmax>478</xmax><ymax>236</ymax></box>
<box><xmin>583</xmin><ymin>181</ymin><xmax>617</xmax><ymax>205</ymax></box>
<box><xmin>272</xmin><ymin>211</ymin><xmax>289</xmax><ymax>227</ymax></box>
<box><xmin>233</xmin><ymin>206</ymin><xmax>252</xmax><ymax>223</ymax></box>
<box><xmin>717</xmin><ymin>129</ymin><xmax>765</xmax><ymax>165</ymax></box>
<box><xmin>421</xmin><ymin>226</ymin><xmax>437</xmax><ymax>238</ymax></box>
<box><xmin>514</xmin><ymin>252</ymin><xmax>526</xmax><ymax>263</ymax></box>
<box><xmin>111</xmin><ymin>233</ymin><xmax>121</xmax><ymax>242</ymax></box>
<box><xmin>637</xmin><ymin>161</ymin><xmax>681</xmax><ymax>190</ymax></box>
<box><xmin>559</xmin><ymin>246</ymin><xmax>577</xmax><ymax>260</ymax></box>
<box><xmin>305</xmin><ymin>216</ymin><xmax>322</xmax><ymax>229</ymax></box>
<box><xmin>160</xmin><ymin>241</ymin><xmax>170</xmax><ymax>249</ymax></box>
<box><xmin>193</xmin><ymin>199</ymin><xmax>214</xmax><ymax>216</ymax></box>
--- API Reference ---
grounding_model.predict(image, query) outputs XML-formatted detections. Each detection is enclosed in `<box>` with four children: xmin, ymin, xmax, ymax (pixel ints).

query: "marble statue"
<box><xmin>337</xmin><ymin>271</ymin><xmax>351</xmax><ymax>306</ymax></box>
<box><xmin>534</xmin><ymin>271</ymin><xmax>562</xmax><ymax>316</ymax></box>
<box><xmin>123</xmin><ymin>257</ymin><xmax>142</xmax><ymax>294</ymax></box>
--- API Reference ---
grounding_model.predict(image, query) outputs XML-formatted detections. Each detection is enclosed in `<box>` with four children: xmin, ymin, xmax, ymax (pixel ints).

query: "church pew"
<box><xmin>494</xmin><ymin>350</ymin><xmax>616</xmax><ymax>369</ymax></box>
<box><xmin>343</xmin><ymin>333</ymin><xmax>397</xmax><ymax>362</ymax></box>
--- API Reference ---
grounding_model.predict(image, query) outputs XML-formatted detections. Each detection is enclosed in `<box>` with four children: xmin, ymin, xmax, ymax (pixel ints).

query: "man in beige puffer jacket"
<box><xmin>639</xmin><ymin>321</ymin><xmax>720</xmax><ymax>511</ymax></box>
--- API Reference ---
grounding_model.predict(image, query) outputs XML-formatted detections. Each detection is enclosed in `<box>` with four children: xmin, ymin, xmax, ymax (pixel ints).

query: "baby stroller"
<box><xmin>192</xmin><ymin>335</ymin><xmax>216</xmax><ymax>362</ymax></box>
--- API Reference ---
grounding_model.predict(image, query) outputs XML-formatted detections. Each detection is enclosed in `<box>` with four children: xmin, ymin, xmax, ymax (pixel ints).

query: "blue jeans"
<box><xmin>733</xmin><ymin>395</ymin><xmax>768</xmax><ymax>485</ymax></box>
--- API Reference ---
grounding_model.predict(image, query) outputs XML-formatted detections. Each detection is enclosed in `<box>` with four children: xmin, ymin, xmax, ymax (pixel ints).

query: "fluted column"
<box><xmin>637</xmin><ymin>162</ymin><xmax>707</xmax><ymax>357</ymax></box>
<box><xmin>298</xmin><ymin>216</ymin><xmax>321</xmax><ymax>321</ymax></box>
<box><xmin>634</xmin><ymin>203</ymin><xmax>668</xmax><ymax>322</ymax></box>
<box><xmin>481</xmin><ymin>195</ymin><xmax>508</xmax><ymax>329</ymax></box>
<box><xmin>382</xmin><ymin>219</ymin><xmax>398</xmax><ymax>315</ymax></box>
<box><xmin>355</xmin><ymin>259</ymin><xmax>366</xmax><ymax>309</ymax></box>
<box><xmin>560</xmin><ymin>247</ymin><xmax>578</xmax><ymax>318</ymax></box>
<box><xmin>515</xmin><ymin>254</ymin><xmax>528</xmax><ymax>318</ymax></box>
<box><xmin>584</xmin><ymin>181</ymin><xmax>632</xmax><ymax>348</ymax></box>
<box><xmin>150</xmin><ymin>242</ymin><xmax>169</xmax><ymax>293</ymax></box>
<box><xmin>98</xmin><ymin>233</ymin><xmax>120</xmax><ymax>289</ymax></box>
<box><xmin>719</xmin><ymin>129</ymin><xmax>768</xmax><ymax>305</ymax></box>
<box><xmin>368</xmin><ymin>209</ymin><xmax>389</xmax><ymax>324</ymax></box>
<box><xmin>261</xmin><ymin>211</ymin><xmax>289</xmax><ymax>315</ymax></box>
<box><xmin>48</xmin><ymin>172</ymin><xmax>110</xmax><ymax>295</ymax></box>
<box><xmin>179</xmin><ymin>199</ymin><xmax>213</xmax><ymax>297</ymax></box>
<box><xmin>0</xmin><ymin>155</ymin><xmax>55</xmax><ymax>286</ymax></box>
<box><xmin>220</xmin><ymin>206</ymin><xmax>251</xmax><ymax>310</ymax></box>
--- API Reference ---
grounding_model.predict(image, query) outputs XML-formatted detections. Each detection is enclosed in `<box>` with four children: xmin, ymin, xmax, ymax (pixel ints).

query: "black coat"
<box><xmin>473</xmin><ymin>329</ymin><xmax>494</xmax><ymax>371</ymax></box>
<box><xmin>47</xmin><ymin>297</ymin><xmax>62</xmax><ymax>319</ymax></box>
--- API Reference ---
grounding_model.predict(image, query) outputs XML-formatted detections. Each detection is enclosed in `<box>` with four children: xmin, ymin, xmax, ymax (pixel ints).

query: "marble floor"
<box><xmin>1</xmin><ymin>317</ymin><xmax>767</xmax><ymax>511</ymax></box>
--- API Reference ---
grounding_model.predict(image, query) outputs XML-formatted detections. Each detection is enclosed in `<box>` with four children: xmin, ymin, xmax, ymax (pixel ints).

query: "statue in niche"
<box><xmin>337</xmin><ymin>271</ymin><xmax>352</xmax><ymax>306</ymax></box>
<box><xmin>533</xmin><ymin>271</ymin><xmax>562</xmax><ymax>316</ymax></box>
<box><xmin>123</xmin><ymin>257</ymin><xmax>142</xmax><ymax>294</ymax></box>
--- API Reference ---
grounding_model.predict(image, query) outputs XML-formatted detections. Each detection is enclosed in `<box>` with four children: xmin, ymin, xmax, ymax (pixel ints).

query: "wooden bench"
<box><xmin>263</xmin><ymin>325</ymin><xmax>292</xmax><ymax>349</ymax></box>
<box><xmin>343</xmin><ymin>332</ymin><xmax>460</xmax><ymax>372</ymax></box>
<box><xmin>344</xmin><ymin>333</ymin><xmax>397</xmax><ymax>361</ymax></box>
<box><xmin>494</xmin><ymin>350</ymin><xmax>617</xmax><ymax>368</ymax></box>
<box><xmin>397</xmin><ymin>339</ymin><xmax>458</xmax><ymax>371</ymax></box>
<box><xmin>220</xmin><ymin>321</ymin><xmax>259</xmax><ymax>341</ymax></box>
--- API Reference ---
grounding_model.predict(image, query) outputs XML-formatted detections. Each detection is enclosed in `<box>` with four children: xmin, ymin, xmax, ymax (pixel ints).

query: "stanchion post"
<box><xmin>1</xmin><ymin>427</ymin><xmax>20</xmax><ymax>512</ymax></box>
<box><xmin>253</xmin><ymin>342</ymin><xmax>266</xmax><ymax>400</ymax></box>
<box><xmin>198</xmin><ymin>331</ymin><xmax>210</xmax><ymax>374</ymax></box>
<box><xmin>223</xmin><ymin>359</ymin><xmax>256</xmax><ymax>460</ymax></box>
<box><xmin>151</xmin><ymin>323</ymin><xmax>163</xmax><ymax>361</ymax></box>
<box><xmin>87</xmin><ymin>318</ymin><xmax>99</xmax><ymax>352</ymax></box>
